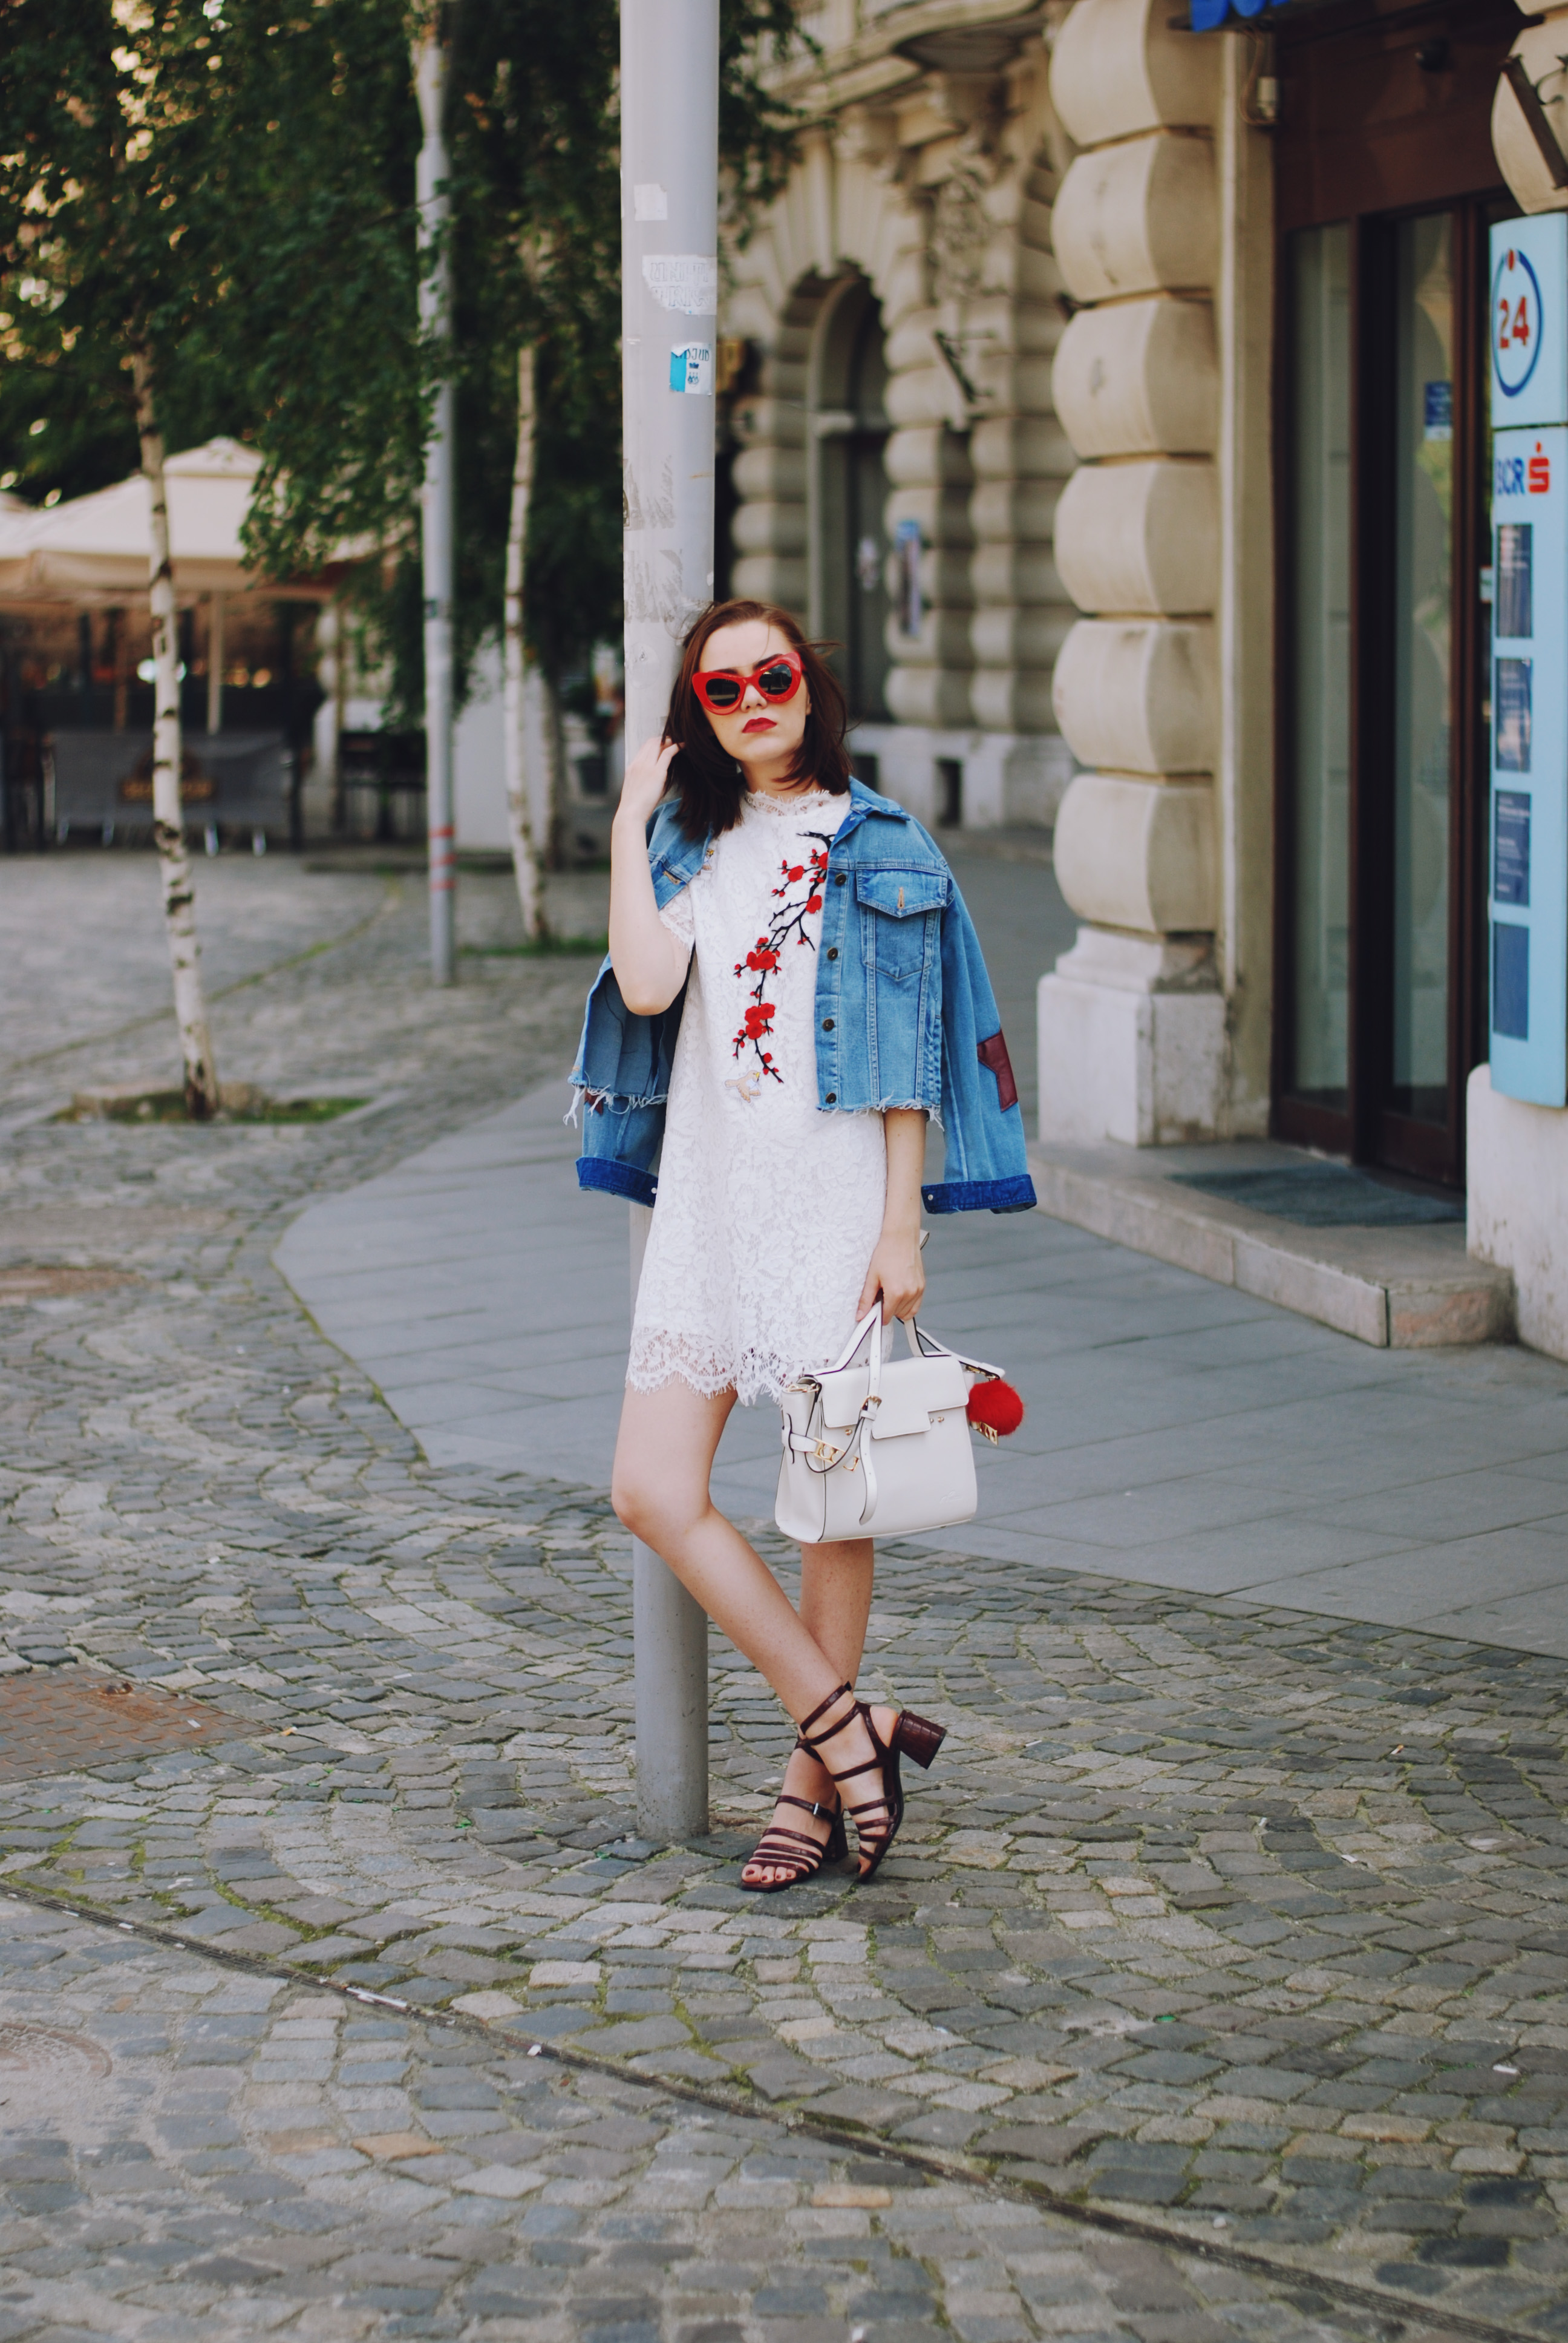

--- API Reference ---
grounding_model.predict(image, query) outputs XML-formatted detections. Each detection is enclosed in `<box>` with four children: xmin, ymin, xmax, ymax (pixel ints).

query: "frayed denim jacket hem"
<box><xmin>568</xmin><ymin>779</ymin><xmax>1036</xmax><ymax>1217</ymax></box>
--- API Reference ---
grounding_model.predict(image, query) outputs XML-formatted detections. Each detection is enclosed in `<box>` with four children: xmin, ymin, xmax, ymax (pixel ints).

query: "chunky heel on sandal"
<box><xmin>893</xmin><ymin>1712</ymin><xmax>946</xmax><ymax>1770</ymax></box>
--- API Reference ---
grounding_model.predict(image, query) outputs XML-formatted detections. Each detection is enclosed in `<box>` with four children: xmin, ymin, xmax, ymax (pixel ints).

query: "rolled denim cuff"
<box><xmin>921</xmin><ymin>1174</ymin><xmax>1037</xmax><ymax>1216</ymax></box>
<box><xmin>577</xmin><ymin>1156</ymin><xmax>658</xmax><ymax>1207</ymax></box>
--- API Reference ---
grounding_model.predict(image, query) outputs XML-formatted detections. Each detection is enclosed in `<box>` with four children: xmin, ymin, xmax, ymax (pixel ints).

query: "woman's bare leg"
<box><xmin>799</xmin><ymin>1538</ymin><xmax>876</xmax><ymax>1683</ymax></box>
<box><xmin>743</xmin><ymin>1536</ymin><xmax>887</xmax><ymax>1886</ymax></box>
<box><xmin>613</xmin><ymin>1385</ymin><xmax>893</xmax><ymax>1884</ymax></box>
<box><xmin>612</xmin><ymin>1380</ymin><xmax>852</xmax><ymax>1723</ymax></box>
<box><xmin>737</xmin><ymin>1537</ymin><xmax>877</xmax><ymax>1884</ymax></box>
<box><xmin>767</xmin><ymin>1537</ymin><xmax>875</xmax><ymax>1839</ymax></box>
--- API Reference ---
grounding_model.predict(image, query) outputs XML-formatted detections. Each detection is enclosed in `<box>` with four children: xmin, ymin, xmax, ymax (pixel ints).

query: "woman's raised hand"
<box><xmin>608</xmin><ymin>734</ymin><xmax>691</xmax><ymax>1015</ymax></box>
<box><xmin>615</xmin><ymin>735</ymin><xmax>681</xmax><ymax>834</ymax></box>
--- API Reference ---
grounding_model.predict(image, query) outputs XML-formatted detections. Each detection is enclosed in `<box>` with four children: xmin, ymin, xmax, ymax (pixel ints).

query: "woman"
<box><xmin>571</xmin><ymin>598</ymin><xmax>1033</xmax><ymax>1890</ymax></box>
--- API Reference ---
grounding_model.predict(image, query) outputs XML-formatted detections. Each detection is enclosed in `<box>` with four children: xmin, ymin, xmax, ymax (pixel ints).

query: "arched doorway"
<box><xmin>811</xmin><ymin>275</ymin><xmax>891</xmax><ymax>727</ymax></box>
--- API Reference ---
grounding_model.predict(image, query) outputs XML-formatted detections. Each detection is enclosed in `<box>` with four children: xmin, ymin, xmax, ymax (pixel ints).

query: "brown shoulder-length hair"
<box><xmin>663</xmin><ymin>598</ymin><xmax>852</xmax><ymax>837</ymax></box>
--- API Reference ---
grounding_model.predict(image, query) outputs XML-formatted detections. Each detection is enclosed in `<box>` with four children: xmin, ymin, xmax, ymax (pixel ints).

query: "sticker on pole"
<box><xmin>670</xmin><ymin>344</ymin><xmax>713</xmax><ymax>395</ymax></box>
<box><xmin>642</xmin><ymin>254</ymin><xmax>718</xmax><ymax>315</ymax></box>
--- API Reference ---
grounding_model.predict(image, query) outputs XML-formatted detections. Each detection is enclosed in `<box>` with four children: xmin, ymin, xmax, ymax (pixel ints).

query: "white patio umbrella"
<box><xmin>0</xmin><ymin>437</ymin><xmax>332</xmax><ymax>608</ymax></box>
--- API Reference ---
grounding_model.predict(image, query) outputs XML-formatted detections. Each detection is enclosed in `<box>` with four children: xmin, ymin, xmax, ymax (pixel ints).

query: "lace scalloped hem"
<box><xmin>627</xmin><ymin>1329</ymin><xmax>800</xmax><ymax>1409</ymax></box>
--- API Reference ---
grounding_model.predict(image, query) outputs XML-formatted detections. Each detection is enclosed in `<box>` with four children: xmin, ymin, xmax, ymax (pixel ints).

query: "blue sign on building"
<box><xmin>1189</xmin><ymin>0</ymin><xmax>1293</xmax><ymax>26</ymax></box>
<box><xmin>1489</xmin><ymin>214</ymin><xmax>1568</xmax><ymax>1107</ymax></box>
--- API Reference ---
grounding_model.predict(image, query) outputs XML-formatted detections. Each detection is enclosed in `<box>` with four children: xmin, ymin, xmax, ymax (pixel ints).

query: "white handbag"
<box><xmin>776</xmin><ymin>1305</ymin><xmax>1006</xmax><ymax>1545</ymax></box>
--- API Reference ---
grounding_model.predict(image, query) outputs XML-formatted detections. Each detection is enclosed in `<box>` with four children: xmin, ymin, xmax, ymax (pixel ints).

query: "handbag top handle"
<box><xmin>809</xmin><ymin>1303</ymin><xmax>1004</xmax><ymax>1392</ymax></box>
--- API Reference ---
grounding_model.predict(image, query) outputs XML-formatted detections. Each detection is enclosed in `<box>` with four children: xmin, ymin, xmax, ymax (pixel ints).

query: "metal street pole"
<box><xmin>629</xmin><ymin>1205</ymin><xmax>710</xmax><ymax>1843</ymax></box>
<box><xmin>415</xmin><ymin>24</ymin><xmax>456</xmax><ymax>987</ymax></box>
<box><xmin>622</xmin><ymin>0</ymin><xmax>720</xmax><ymax>1844</ymax></box>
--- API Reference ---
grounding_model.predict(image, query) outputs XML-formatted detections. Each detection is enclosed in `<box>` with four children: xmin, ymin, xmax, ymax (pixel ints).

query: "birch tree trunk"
<box><xmin>133</xmin><ymin>349</ymin><xmax>220</xmax><ymax>1118</ymax></box>
<box><xmin>541</xmin><ymin>666</ymin><xmax>569</xmax><ymax>874</ymax></box>
<box><xmin>502</xmin><ymin>345</ymin><xmax>548</xmax><ymax>941</ymax></box>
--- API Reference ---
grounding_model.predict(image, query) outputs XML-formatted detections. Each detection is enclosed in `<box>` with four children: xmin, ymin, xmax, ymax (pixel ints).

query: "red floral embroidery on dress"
<box><xmin>731</xmin><ymin>836</ymin><xmax>833</xmax><ymax>1082</ymax></box>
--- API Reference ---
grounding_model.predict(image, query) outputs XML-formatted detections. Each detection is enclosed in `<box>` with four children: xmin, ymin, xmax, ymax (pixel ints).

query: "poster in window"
<box><xmin>1495</xmin><ymin>658</ymin><xmax>1532</xmax><ymax>773</ymax></box>
<box><xmin>1497</xmin><ymin>523</ymin><xmax>1533</xmax><ymax>640</ymax></box>
<box><xmin>895</xmin><ymin>519</ymin><xmax>923</xmax><ymax>638</ymax></box>
<box><xmin>1494</xmin><ymin>790</ymin><xmax>1531</xmax><ymax>906</ymax></box>
<box><xmin>1493</xmin><ymin>920</ymin><xmax>1529</xmax><ymax>1041</ymax></box>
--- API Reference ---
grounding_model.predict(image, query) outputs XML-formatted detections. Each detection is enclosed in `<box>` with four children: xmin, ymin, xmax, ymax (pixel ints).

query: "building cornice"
<box><xmin>777</xmin><ymin>0</ymin><xmax>1048</xmax><ymax>111</ymax></box>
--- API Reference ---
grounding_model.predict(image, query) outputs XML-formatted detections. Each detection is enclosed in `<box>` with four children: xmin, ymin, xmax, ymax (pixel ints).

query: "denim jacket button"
<box><xmin>822</xmin><ymin>1018</ymin><xmax>834</xmax><ymax>1031</ymax></box>
<box><xmin>826</xmin><ymin>947</ymin><xmax>838</xmax><ymax>961</ymax></box>
<box><xmin>834</xmin><ymin>873</ymin><xmax>846</xmax><ymax>885</ymax></box>
<box><xmin>825</xmin><ymin>1092</ymin><xmax>836</xmax><ymax>1104</ymax></box>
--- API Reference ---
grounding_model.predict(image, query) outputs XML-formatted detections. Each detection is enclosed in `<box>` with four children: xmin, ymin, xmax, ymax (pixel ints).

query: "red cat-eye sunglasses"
<box><xmin>691</xmin><ymin>649</ymin><xmax>803</xmax><ymax>715</ymax></box>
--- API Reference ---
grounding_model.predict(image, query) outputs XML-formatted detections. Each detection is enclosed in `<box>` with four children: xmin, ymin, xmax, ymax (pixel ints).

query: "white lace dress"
<box><xmin>627</xmin><ymin>785</ymin><xmax>887</xmax><ymax>1406</ymax></box>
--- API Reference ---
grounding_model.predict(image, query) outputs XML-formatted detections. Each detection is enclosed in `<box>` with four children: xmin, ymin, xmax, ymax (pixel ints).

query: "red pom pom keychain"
<box><xmin>966</xmin><ymin>1377</ymin><xmax>1025</xmax><ymax>1444</ymax></box>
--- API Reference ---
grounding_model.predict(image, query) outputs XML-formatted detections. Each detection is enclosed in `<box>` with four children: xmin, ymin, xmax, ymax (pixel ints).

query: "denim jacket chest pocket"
<box><xmin>854</xmin><ymin>866</ymin><xmax>949</xmax><ymax>983</ymax></box>
<box><xmin>844</xmin><ymin>863</ymin><xmax>949</xmax><ymax>1112</ymax></box>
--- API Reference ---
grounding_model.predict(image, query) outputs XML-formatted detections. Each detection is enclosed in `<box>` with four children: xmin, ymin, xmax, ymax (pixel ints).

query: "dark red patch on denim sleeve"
<box><xmin>976</xmin><ymin>1031</ymin><xmax>1018</xmax><ymax>1114</ymax></box>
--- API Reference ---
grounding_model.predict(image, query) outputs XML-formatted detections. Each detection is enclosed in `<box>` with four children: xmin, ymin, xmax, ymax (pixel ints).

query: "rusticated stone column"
<box><xmin>1037</xmin><ymin>0</ymin><xmax>1229</xmax><ymax>1144</ymax></box>
<box><xmin>962</xmin><ymin>75</ymin><xmax>1079</xmax><ymax>810</ymax></box>
<box><xmin>720</xmin><ymin>64</ymin><xmax>1079</xmax><ymax>831</ymax></box>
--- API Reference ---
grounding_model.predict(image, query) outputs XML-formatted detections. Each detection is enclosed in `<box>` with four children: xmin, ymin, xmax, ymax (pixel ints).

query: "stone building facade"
<box><xmin>720</xmin><ymin>2</ymin><xmax>1080</xmax><ymax>831</ymax></box>
<box><xmin>729</xmin><ymin>0</ymin><xmax>1568</xmax><ymax>1360</ymax></box>
<box><xmin>1038</xmin><ymin>0</ymin><xmax>1266</xmax><ymax>1150</ymax></box>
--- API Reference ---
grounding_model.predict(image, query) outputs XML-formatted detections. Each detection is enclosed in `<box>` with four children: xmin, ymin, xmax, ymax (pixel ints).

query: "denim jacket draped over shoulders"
<box><xmin>568</xmin><ymin>778</ymin><xmax>1036</xmax><ymax>1217</ymax></box>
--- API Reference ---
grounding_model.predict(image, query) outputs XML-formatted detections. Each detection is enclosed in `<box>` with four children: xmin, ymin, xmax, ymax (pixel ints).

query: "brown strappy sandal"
<box><xmin>798</xmin><ymin>1682</ymin><xmax>947</xmax><ymax>1884</ymax></box>
<box><xmin>740</xmin><ymin>1735</ymin><xmax>849</xmax><ymax>1894</ymax></box>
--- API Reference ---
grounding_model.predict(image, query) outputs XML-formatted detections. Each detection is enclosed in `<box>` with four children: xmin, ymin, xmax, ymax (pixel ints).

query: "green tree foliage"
<box><xmin>0</xmin><ymin>3</ymin><xmax>238</xmax><ymax>502</ymax></box>
<box><xmin>278</xmin><ymin>0</ymin><xmax>804</xmax><ymax>718</ymax></box>
<box><xmin>0</xmin><ymin>0</ymin><xmax>803</xmax><ymax>713</ymax></box>
<box><xmin>0</xmin><ymin>0</ymin><xmax>420</xmax><ymax>557</ymax></box>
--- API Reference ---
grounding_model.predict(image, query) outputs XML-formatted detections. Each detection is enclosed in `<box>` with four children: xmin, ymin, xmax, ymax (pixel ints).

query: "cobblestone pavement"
<box><xmin>0</xmin><ymin>1902</ymin><xmax>1432</xmax><ymax>2343</ymax></box>
<box><xmin>1</xmin><ymin>857</ymin><xmax>1566</xmax><ymax>2342</ymax></box>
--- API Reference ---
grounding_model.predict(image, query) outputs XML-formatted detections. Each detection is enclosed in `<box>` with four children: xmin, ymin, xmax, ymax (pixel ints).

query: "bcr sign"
<box><xmin>1490</xmin><ymin>212</ymin><xmax>1568</xmax><ymax>1107</ymax></box>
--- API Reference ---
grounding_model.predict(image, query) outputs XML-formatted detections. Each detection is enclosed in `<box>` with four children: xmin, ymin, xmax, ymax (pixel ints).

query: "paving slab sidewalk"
<box><xmin>275</xmin><ymin>1079</ymin><xmax>1568</xmax><ymax>1660</ymax></box>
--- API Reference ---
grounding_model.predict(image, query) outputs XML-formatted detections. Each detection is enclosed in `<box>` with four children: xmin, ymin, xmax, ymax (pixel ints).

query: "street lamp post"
<box><xmin>415</xmin><ymin>23</ymin><xmax>456</xmax><ymax>988</ymax></box>
<box><xmin>622</xmin><ymin>0</ymin><xmax>720</xmax><ymax>1844</ymax></box>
